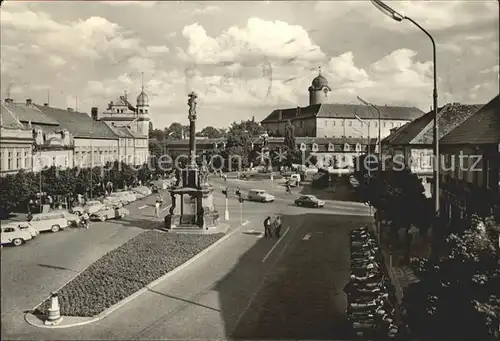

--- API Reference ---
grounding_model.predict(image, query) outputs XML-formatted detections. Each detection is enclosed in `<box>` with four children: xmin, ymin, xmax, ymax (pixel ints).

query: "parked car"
<box><xmin>3</xmin><ymin>222</ymin><xmax>39</xmax><ymax>239</ymax></box>
<box><xmin>131</xmin><ymin>186</ymin><xmax>151</xmax><ymax>199</ymax></box>
<box><xmin>289</xmin><ymin>173</ymin><xmax>301</xmax><ymax>187</ymax></box>
<box><xmin>122</xmin><ymin>191</ymin><xmax>138</xmax><ymax>202</ymax></box>
<box><xmin>51</xmin><ymin>209</ymin><xmax>81</xmax><ymax>226</ymax></box>
<box><xmin>17</xmin><ymin>222</ymin><xmax>40</xmax><ymax>238</ymax></box>
<box><xmin>247</xmin><ymin>189</ymin><xmax>275</xmax><ymax>203</ymax></box>
<box><xmin>294</xmin><ymin>195</ymin><xmax>325</xmax><ymax>208</ymax></box>
<box><xmin>29</xmin><ymin>212</ymin><xmax>69</xmax><ymax>232</ymax></box>
<box><xmin>71</xmin><ymin>200</ymin><xmax>104</xmax><ymax>216</ymax></box>
<box><xmin>102</xmin><ymin>196</ymin><xmax>123</xmax><ymax>207</ymax></box>
<box><xmin>90</xmin><ymin>206</ymin><xmax>130</xmax><ymax>222</ymax></box>
<box><xmin>109</xmin><ymin>192</ymin><xmax>136</xmax><ymax>205</ymax></box>
<box><xmin>1</xmin><ymin>224</ymin><xmax>34</xmax><ymax>246</ymax></box>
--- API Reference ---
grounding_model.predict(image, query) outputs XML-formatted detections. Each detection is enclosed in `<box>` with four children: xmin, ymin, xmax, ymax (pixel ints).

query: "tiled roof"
<box><xmin>108</xmin><ymin>125</ymin><xmax>134</xmax><ymax>138</ymax></box>
<box><xmin>167</xmin><ymin>137</ymin><xmax>226</xmax><ymax>146</ymax></box>
<box><xmin>382</xmin><ymin>110</ymin><xmax>436</xmax><ymax>145</ymax></box>
<box><xmin>0</xmin><ymin>102</ymin><xmax>24</xmax><ymax>129</ymax></box>
<box><xmin>261</xmin><ymin>103</ymin><xmax>425</xmax><ymax>123</ymax></box>
<box><xmin>35</xmin><ymin>104</ymin><xmax>118</xmax><ymax>139</ymax></box>
<box><xmin>5</xmin><ymin>102</ymin><xmax>59</xmax><ymax>125</ymax></box>
<box><xmin>441</xmin><ymin>95</ymin><xmax>500</xmax><ymax>145</ymax></box>
<box><xmin>412</xmin><ymin>103</ymin><xmax>485</xmax><ymax>145</ymax></box>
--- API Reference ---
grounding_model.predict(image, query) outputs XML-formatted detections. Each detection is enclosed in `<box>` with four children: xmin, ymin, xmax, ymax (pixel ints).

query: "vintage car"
<box><xmin>131</xmin><ymin>186</ymin><xmax>152</xmax><ymax>199</ymax></box>
<box><xmin>1</xmin><ymin>223</ymin><xmax>35</xmax><ymax>246</ymax></box>
<box><xmin>90</xmin><ymin>206</ymin><xmax>130</xmax><ymax>222</ymax></box>
<box><xmin>109</xmin><ymin>192</ymin><xmax>136</xmax><ymax>205</ymax></box>
<box><xmin>247</xmin><ymin>189</ymin><xmax>275</xmax><ymax>203</ymax></box>
<box><xmin>294</xmin><ymin>195</ymin><xmax>325</xmax><ymax>208</ymax></box>
<box><xmin>71</xmin><ymin>200</ymin><xmax>104</xmax><ymax>216</ymax></box>
<box><xmin>102</xmin><ymin>196</ymin><xmax>123</xmax><ymax>207</ymax></box>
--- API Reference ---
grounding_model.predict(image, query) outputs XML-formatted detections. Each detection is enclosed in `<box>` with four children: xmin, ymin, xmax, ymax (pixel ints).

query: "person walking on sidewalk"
<box><xmin>264</xmin><ymin>216</ymin><xmax>272</xmax><ymax>238</ymax></box>
<box><xmin>274</xmin><ymin>216</ymin><xmax>282</xmax><ymax>238</ymax></box>
<box><xmin>82</xmin><ymin>212</ymin><xmax>90</xmax><ymax>229</ymax></box>
<box><xmin>155</xmin><ymin>200</ymin><xmax>161</xmax><ymax>218</ymax></box>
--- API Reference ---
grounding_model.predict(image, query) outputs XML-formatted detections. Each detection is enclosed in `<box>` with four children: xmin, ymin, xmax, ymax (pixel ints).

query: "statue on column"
<box><xmin>188</xmin><ymin>92</ymin><xmax>197</xmax><ymax>121</ymax></box>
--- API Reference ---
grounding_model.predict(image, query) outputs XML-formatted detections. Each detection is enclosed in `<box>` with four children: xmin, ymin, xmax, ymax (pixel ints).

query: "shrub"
<box><xmin>32</xmin><ymin>231</ymin><xmax>224</xmax><ymax>317</ymax></box>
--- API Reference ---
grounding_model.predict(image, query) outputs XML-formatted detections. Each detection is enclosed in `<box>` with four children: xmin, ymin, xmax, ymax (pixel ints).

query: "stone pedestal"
<box><xmin>165</xmin><ymin>184</ymin><xmax>219</xmax><ymax>230</ymax></box>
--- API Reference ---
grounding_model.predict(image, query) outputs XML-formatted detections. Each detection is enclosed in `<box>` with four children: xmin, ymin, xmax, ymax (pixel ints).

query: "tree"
<box><xmin>283</xmin><ymin>120</ymin><xmax>297</xmax><ymax>167</ymax></box>
<box><xmin>403</xmin><ymin>215</ymin><xmax>500</xmax><ymax>340</ymax></box>
<box><xmin>225</xmin><ymin>129</ymin><xmax>252</xmax><ymax>171</ymax></box>
<box><xmin>165</xmin><ymin>122</ymin><xmax>190</xmax><ymax>140</ymax></box>
<box><xmin>198</xmin><ymin>126</ymin><xmax>223</xmax><ymax>138</ymax></box>
<box><xmin>148</xmin><ymin>121</ymin><xmax>154</xmax><ymax>136</ymax></box>
<box><xmin>228</xmin><ymin>117</ymin><xmax>264</xmax><ymax>137</ymax></box>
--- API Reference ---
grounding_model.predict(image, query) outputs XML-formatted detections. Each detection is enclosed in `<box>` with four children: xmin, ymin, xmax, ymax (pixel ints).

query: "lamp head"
<box><xmin>371</xmin><ymin>0</ymin><xmax>405</xmax><ymax>22</ymax></box>
<box><xmin>357</xmin><ymin>96</ymin><xmax>370</xmax><ymax>106</ymax></box>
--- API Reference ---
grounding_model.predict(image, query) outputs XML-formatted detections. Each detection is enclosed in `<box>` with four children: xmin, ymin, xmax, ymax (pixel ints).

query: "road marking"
<box><xmin>138</xmin><ymin>205</ymin><xmax>148</xmax><ymax>210</ymax></box>
<box><xmin>233</xmin><ymin>222</ymin><xmax>299</xmax><ymax>334</ymax></box>
<box><xmin>261</xmin><ymin>227</ymin><xmax>290</xmax><ymax>263</ymax></box>
<box><xmin>302</xmin><ymin>233</ymin><xmax>311</xmax><ymax>240</ymax></box>
<box><xmin>160</xmin><ymin>204</ymin><xmax>171</xmax><ymax>212</ymax></box>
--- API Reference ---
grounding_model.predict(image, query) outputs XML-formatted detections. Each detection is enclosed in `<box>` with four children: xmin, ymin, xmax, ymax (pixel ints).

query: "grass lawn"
<box><xmin>32</xmin><ymin>231</ymin><xmax>224</xmax><ymax>317</ymax></box>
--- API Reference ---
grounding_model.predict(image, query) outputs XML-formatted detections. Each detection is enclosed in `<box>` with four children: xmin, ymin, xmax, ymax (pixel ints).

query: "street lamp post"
<box><xmin>357</xmin><ymin>96</ymin><xmax>382</xmax><ymax>164</ymax></box>
<box><xmin>90</xmin><ymin>128</ymin><xmax>93</xmax><ymax>199</ymax></box>
<box><xmin>371</xmin><ymin>0</ymin><xmax>440</xmax><ymax>217</ymax></box>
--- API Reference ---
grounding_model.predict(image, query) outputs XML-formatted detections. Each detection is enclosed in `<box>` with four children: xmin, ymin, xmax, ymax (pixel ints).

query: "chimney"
<box><xmin>43</xmin><ymin>103</ymin><xmax>49</xmax><ymax>107</ymax></box>
<box><xmin>26</xmin><ymin>98</ymin><xmax>32</xmax><ymax>105</ymax></box>
<box><xmin>91</xmin><ymin>107</ymin><xmax>99</xmax><ymax>121</ymax></box>
<box><xmin>67</xmin><ymin>107</ymin><xmax>73</xmax><ymax>112</ymax></box>
<box><xmin>4</xmin><ymin>98</ymin><xmax>13</xmax><ymax>104</ymax></box>
<box><xmin>296</xmin><ymin>106</ymin><xmax>301</xmax><ymax>116</ymax></box>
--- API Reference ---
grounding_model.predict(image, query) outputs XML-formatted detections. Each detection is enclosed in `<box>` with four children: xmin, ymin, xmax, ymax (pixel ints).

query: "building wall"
<box><xmin>263</xmin><ymin>117</ymin><xmax>409</xmax><ymax>138</ymax></box>
<box><xmin>33</xmin><ymin>149</ymin><xmax>73</xmax><ymax>171</ymax></box>
<box><xmin>74</xmin><ymin>138</ymin><xmax>119</xmax><ymax>167</ymax></box>
<box><xmin>316</xmin><ymin>118</ymin><xmax>409</xmax><ymax>139</ymax></box>
<box><xmin>0</xmin><ymin>128</ymin><xmax>34</xmax><ymax>176</ymax></box>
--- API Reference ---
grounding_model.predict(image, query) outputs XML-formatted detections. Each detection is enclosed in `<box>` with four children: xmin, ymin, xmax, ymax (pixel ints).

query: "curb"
<box><xmin>24</xmin><ymin>219</ymin><xmax>250</xmax><ymax>329</ymax></box>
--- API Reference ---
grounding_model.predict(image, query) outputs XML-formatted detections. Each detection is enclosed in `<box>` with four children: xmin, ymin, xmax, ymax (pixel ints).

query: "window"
<box><xmin>139</xmin><ymin>109</ymin><xmax>143</xmax><ymax>114</ymax></box>
<box><xmin>52</xmin><ymin>157</ymin><xmax>56</xmax><ymax>166</ymax></box>
<box><xmin>324</xmin><ymin>120</ymin><xmax>327</xmax><ymax>127</ymax></box>
<box><xmin>383</xmin><ymin>122</ymin><xmax>386</xmax><ymax>127</ymax></box>
<box><xmin>8</xmin><ymin>151</ymin><xmax>13</xmax><ymax>170</ymax></box>
<box><xmin>64</xmin><ymin>157</ymin><xmax>68</xmax><ymax>167</ymax></box>
<box><xmin>349</xmin><ymin>121</ymin><xmax>352</xmax><ymax>126</ymax></box>
<box><xmin>145</xmin><ymin>109</ymin><xmax>148</xmax><ymax>114</ymax></box>
<box><xmin>16</xmin><ymin>151</ymin><xmax>21</xmax><ymax>169</ymax></box>
<box><xmin>3</xmin><ymin>227</ymin><xmax>15</xmax><ymax>233</ymax></box>
<box><xmin>333</xmin><ymin>120</ymin><xmax>336</xmax><ymax>126</ymax></box>
<box><xmin>374</xmin><ymin>122</ymin><xmax>378</xmax><ymax>127</ymax></box>
<box><xmin>391</xmin><ymin>122</ymin><xmax>394</xmax><ymax>127</ymax></box>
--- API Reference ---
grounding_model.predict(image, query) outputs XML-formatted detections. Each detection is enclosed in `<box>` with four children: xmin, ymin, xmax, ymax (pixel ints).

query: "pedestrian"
<box><xmin>82</xmin><ymin>211</ymin><xmax>90</xmax><ymax>229</ymax></box>
<box><xmin>155</xmin><ymin>200</ymin><xmax>161</xmax><ymax>218</ymax></box>
<box><xmin>274</xmin><ymin>216</ymin><xmax>282</xmax><ymax>238</ymax></box>
<box><xmin>264</xmin><ymin>216</ymin><xmax>272</xmax><ymax>238</ymax></box>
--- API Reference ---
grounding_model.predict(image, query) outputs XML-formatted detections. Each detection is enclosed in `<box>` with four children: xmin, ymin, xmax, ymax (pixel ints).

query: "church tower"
<box><xmin>136</xmin><ymin>72</ymin><xmax>150</xmax><ymax>136</ymax></box>
<box><xmin>308</xmin><ymin>67</ymin><xmax>331</xmax><ymax>105</ymax></box>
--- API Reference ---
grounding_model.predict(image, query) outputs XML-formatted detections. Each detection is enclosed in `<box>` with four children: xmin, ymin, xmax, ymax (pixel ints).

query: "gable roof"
<box><xmin>411</xmin><ymin>103</ymin><xmax>484</xmax><ymax>145</ymax></box>
<box><xmin>440</xmin><ymin>95</ymin><xmax>500</xmax><ymax>145</ymax></box>
<box><xmin>5</xmin><ymin>102</ymin><xmax>59</xmax><ymax>125</ymax></box>
<box><xmin>382</xmin><ymin>108</ymin><xmax>438</xmax><ymax>145</ymax></box>
<box><xmin>35</xmin><ymin>104</ymin><xmax>118</xmax><ymax>139</ymax></box>
<box><xmin>261</xmin><ymin>103</ymin><xmax>425</xmax><ymax>123</ymax></box>
<box><xmin>0</xmin><ymin>102</ymin><xmax>25</xmax><ymax>129</ymax></box>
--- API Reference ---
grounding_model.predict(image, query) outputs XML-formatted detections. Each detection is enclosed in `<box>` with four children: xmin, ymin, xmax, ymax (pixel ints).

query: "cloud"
<box><xmin>145</xmin><ymin>45</ymin><xmax>170</xmax><ymax>55</ymax></box>
<box><xmin>193</xmin><ymin>5</ymin><xmax>221</xmax><ymax>14</ymax></box>
<box><xmin>314</xmin><ymin>1</ymin><xmax>497</xmax><ymax>31</ymax></box>
<box><xmin>177</xmin><ymin>18</ymin><xmax>325</xmax><ymax>65</ymax></box>
<box><xmin>480</xmin><ymin>65</ymin><xmax>500</xmax><ymax>74</ymax></box>
<box><xmin>99</xmin><ymin>1</ymin><xmax>158</xmax><ymax>8</ymax></box>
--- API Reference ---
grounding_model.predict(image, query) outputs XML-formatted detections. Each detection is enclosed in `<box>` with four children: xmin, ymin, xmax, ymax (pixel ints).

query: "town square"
<box><xmin>1</xmin><ymin>1</ymin><xmax>499</xmax><ymax>340</ymax></box>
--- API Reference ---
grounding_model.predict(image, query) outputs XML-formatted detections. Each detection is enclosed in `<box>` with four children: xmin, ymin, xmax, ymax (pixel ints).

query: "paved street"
<box><xmin>2</xmin><ymin>181</ymin><xmax>371</xmax><ymax>340</ymax></box>
<box><xmin>1</xmin><ymin>192</ymin><xmax>170</xmax><ymax>337</ymax></box>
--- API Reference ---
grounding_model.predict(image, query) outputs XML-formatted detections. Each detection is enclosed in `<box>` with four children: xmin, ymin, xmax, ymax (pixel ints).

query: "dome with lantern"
<box><xmin>137</xmin><ymin>90</ymin><xmax>149</xmax><ymax>106</ymax></box>
<box><xmin>311</xmin><ymin>73</ymin><xmax>329</xmax><ymax>89</ymax></box>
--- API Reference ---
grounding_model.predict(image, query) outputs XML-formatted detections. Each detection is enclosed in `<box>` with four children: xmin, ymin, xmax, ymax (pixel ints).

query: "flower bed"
<box><xmin>33</xmin><ymin>231</ymin><xmax>224</xmax><ymax>317</ymax></box>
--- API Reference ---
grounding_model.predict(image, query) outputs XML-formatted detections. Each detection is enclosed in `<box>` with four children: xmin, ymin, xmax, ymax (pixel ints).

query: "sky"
<box><xmin>1</xmin><ymin>0</ymin><xmax>499</xmax><ymax>130</ymax></box>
